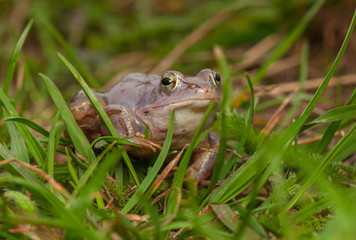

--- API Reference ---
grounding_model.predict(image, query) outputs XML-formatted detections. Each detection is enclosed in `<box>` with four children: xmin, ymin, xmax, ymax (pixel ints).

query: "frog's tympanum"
<box><xmin>70</xmin><ymin>69</ymin><xmax>221</xmax><ymax>182</ymax></box>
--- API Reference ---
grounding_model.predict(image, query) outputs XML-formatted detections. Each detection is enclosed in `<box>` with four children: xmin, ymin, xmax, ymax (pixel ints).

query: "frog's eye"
<box><xmin>210</xmin><ymin>71</ymin><xmax>221</xmax><ymax>87</ymax></box>
<box><xmin>160</xmin><ymin>72</ymin><xmax>179</xmax><ymax>93</ymax></box>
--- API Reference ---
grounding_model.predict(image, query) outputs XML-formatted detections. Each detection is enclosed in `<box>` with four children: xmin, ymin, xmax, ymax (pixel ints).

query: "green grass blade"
<box><xmin>0</xmin><ymin>88</ymin><xmax>46</xmax><ymax>165</ymax></box>
<box><xmin>215</xmin><ymin>46</ymin><xmax>231</xmax><ymax>111</ymax></box>
<box><xmin>16</xmin><ymin>123</ymin><xmax>46</xmax><ymax>165</ymax></box>
<box><xmin>280</xmin><ymin>11</ymin><xmax>356</xmax><ymax>214</ymax></box>
<box><xmin>5</xmin><ymin>116</ymin><xmax>50</xmax><ymax>136</ymax></box>
<box><xmin>1</xmin><ymin>18</ymin><xmax>32</xmax><ymax>131</ymax></box>
<box><xmin>0</xmin><ymin>215</ymin><xmax>98</xmax><ymax>239</ymax></box>
<box><xmin>281</xmin><ymin>43</ymin><xmax>309</xmax><ymax>127</ymax></box>
<box><xmin>5</xmin><ymin>116</ymin><xmax>71</xmax><ymax>145</ymax></box>
<box><xmin>203</xmin><ymin>47</ymin><xmax>232</xmax><ymax>193</ymax></box>
<box><xmin>328</xmin><ymin>134</ymin><xmax>356</xmax><ymax>162</ymax></box>
<box><xmin>87</xmin><ymin>136</ymin><xmax>138</xmax><ymax>167</ymax></box>
<box><xmin>0</xmin><ymin>229</ymin><xmax>17</xmax><ymax>240</ymax></box>
<box><xmin>235</xmin><ymin>206</ymin><xmax>268</xmax><ymax>237</ymax></box>
<box><xmin>87</xmin><ymin>136</ymin><xmax>138</xmax><ymax>166</ymax></box>
<box><xmin>6</xmin><ymin>115</ymin><xmax>30</xmax><ymax>163</ymax></box>
<box><xmin>69</xmin><ymin>150</ymin><xmax>89</xmax><ymax>170</ymax></box>
<box><xmin>41</xmin><ymin>20</ymin><xmax>100</xmax><ymax>89</ymax></box>
<box><xmin>66</xmin><ymin>147</ymin><xmax>79</xmax><ymax>184</ymax></box>
<box><xmin>166</xmin><ymin>101</ymin><xmax>216</xmax><ymax>216</ymax></box>
<box><xmin>46</xmin><ymin>111</ymin><xmax>60</xmax><ymax>190</ymax></box>
<box><xmin>122</xmin><ymin>110</ymin><xmax>174</xmax><ymax>213</ymax></box>
<box><xmin>71</xmin><ymin>147</ymin><xmax>122</xmax><ymax>221</ymax></box>
<box><xmin>290</xmin><ymin>197</ymin><xmax>333</xmax><ymax>223</ymax></box>
<box><xmin>0</xmin><ymin>144</ymin><xmax>39</xmax><ymax>183</ymax></box>
<box><xmin>72</xmin><ymin>142</ymin><xmax>115</xmax><ymax>197</ymax></box>
<box><xmin>231</xmin><ymin>74</ymin><xmax>256</xmax><ymax>239</ymax></box>
<box><xmin>219</xmin><ymin>84</ymin><xmax>254</xmax><ymax>179</ymax></box>
<box><xmin>267</xmin><ymin>8</ymin><xmax>356</xmax><ymax>206</ymax></box>
<box><xmin>57</xmin><ymin>53</ymin><xmax>116</xmax><ymax>138</ymax></box>
<box><xmin>0</xmin><ymin>176</ymin><xmax>66</xmax><ymax>215</ymax></box>
<box><xmin>209</xmin><ymin>73</ymin><xmax>254</xmax><ymax>192</ymax></box>
<box><xmin>0</xmin><ymin>176</ymin><xmax>103</xmax><ymax>240</ymax></box>
<box><xmin>282</xmin><ymin>124</ymin><xmax>356</xmax><ymax>217</ymax></box>
<box><xmin>57</xmin><ymin>53</ymin><xmax>139</xmax><ymax>185</ymax></box>
<box><xmin>316</xmin><ymin>90</ymin><xmax>356</xmax><ymax>153</ymax></box>
<box><xmin>239</xmin><ymin>72</ymin><xmax>255</xmax><ymax>154</ymax></box>
<box><xmin>252</xmin><ymin>0</ymin><xmax>325</xmax><ymax>85</ymax></box>
<box><xmin>206</xmin><ymin>115</ymin><xmax>227</xmax><ymax>193</ymax></box>
<box><xmin>3</xmin><ymin>20</ymin><xmax>33</xmax><ymax>95</ymax></box>
<box><xmin>210</xmin><ymin>9</ymin><xmax>356</xmax><ymax>205</ymax></box>
<box><xmin>112</xmin><ymin>212</ymin><xmax>145</xmax><ymax>239</ymax></box>
<box><xmin>309</xmin><ymin>105</ymin><xmax>356</xmax><ymax>124</ymax></box>
<box><xmin>301</xmin><ymin>104</ymin><xmax>356</xmax><ymax>132</ymax></box>
<box><xmin>39</xmin><ymin>73</ymin><xmax>95</xmax><ymax>162</ymax></box>
<box><xmin>122</xmin><ymin>150</ymin><xmax>140</xmax><ymax>185</ymax></box>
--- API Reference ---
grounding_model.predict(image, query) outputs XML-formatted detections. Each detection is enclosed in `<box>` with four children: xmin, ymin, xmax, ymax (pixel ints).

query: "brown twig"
<box><xmin>264</xmin><ymin>53</ymin><xmax>301</xmax><ymax>77</ymax></box>
<box><xmin>293</xmin><ymin>131</ymin><xmax>344</xmax><ymax>146</ymax></box>
<box><xmin>150</xmin><ymin>3</ymin><xmax>248</xmax><ymax>74</ymax></box>
<box><xmin>232</xmin><ymin>34</ymin><xmax>280</xmax><ymax>70</ymax></box>
<box><xmin>254</xmin><ymin>74</ymin><xmax>356</xmax><ymax>97</ymax></box>
<box><xmin>260</xmin><ymin>91</ymin><xmax>296</xmax><ymax>135</ymax></box>
<box><xmin>151</xmin><ymin>145</ymin><xmax>187</xmax><ymax>193</ymax></box>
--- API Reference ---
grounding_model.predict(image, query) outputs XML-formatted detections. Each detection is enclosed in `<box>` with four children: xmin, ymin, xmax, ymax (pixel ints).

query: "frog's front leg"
<box><xmin>186</xmin><ymin>131</ymin><xmax>220</xmax><ymax>183</ymax></box>
<box><xmin>103</xmin><ymin>105</ymin><xmax>162</xmax><ymax>152</ymax></box>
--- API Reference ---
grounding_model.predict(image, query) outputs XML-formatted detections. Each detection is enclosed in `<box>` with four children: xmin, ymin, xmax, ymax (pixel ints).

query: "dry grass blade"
<box><xmin>153</xmin><ymin>187</ymin><xmax>181</xmax><ymax>217</ymax></box>
<box><xmin>211</xmin><ymin>204</ymin><xmax>239</xmax><ymax>232</ymax></box>
<box><xmin>124</xmin><ymin>214</ymin><xmax>149</xmax><ymax>222</ymax></box>
<box><xmin>260</xmin><ymin>92</ymin><xmax>296</xmax><ymax>135</ymax></box>
<box><xmin>151</xmin><ymin>4</ymin><xmax>241</xmax><ymax>74</ymax></box>
<box><xmin>265</xmin><ymin>54</ymin><xmax>301</xmax><ymax>77</ymax></box>
<box><xmin>0</xmin><ymin>159</ymin><xmax>68</xmax><ymax>197</ymax></box>
<box><xmin>151</xmin><ymin>146</ymin><xmax>186</xmax><ymax>192</ymax></box>
<box><xmin>255</xmin><ymin>74</ymin><xmax>356</xmax><ymax>97</ymax></box>
<box><xmin>293</xmin><ymin>131</ymin><xmax>343</xmax><ymax>146</ymax></box>
<box><xmin>232</xmin><ymin>34</ymin><xmax>280</xmax><ymax>70</ymax></box>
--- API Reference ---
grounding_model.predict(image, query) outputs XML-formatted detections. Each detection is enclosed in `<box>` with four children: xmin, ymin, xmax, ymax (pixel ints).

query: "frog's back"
<box><xmin>107</xmin><ymin>73</ymin><xmax>160</xmax><ymax>110</ymax></box>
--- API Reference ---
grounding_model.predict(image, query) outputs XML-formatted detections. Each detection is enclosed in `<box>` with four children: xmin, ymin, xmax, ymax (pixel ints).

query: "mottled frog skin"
<box><xmin>70</xmin><ymin>69</ymin><xmax>221</xmax><ymax>182</ymax></box>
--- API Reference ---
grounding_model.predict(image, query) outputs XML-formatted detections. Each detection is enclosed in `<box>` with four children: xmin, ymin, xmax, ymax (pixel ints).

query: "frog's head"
<box><xmin>158</xmin><ymin>68</ymin><xmax>221</xmax><ymax>103</ymax></box>
<box><xmin>136</xmin><ymin>69</ymin><xmax>221</xmax><ymax>143</ymax></box>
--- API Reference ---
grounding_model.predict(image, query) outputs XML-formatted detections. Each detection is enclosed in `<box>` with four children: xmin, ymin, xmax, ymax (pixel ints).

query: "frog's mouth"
<box><xmin>170</xmin><ymin>99</ymin><xmax>216</xmax><ymax>108</ymax></box>
<box><xmin>165</xmin><ymin>99</ymin><xmax>218</xmax><ymax>138</ymax></box>
<box><xmin>153</xmin><ymin>97</ymin><xmax>220</xmax><ymax>109</ymax></box>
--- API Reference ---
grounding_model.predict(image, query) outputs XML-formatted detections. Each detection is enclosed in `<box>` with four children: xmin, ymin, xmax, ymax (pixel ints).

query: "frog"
<box><xmin>69</xmin><ymin>69</ymin><xmax>221</xmax><ymax>183</ymax></box>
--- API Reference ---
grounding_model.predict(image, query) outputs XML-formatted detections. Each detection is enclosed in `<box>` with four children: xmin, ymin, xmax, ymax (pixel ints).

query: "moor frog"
<box><xmin>70</xmin><ymin>69</ymin><xmax>221</xmax><ymax>182</ymax></box>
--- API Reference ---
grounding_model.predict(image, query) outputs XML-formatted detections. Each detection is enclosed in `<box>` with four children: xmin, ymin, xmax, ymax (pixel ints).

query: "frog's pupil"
<box><xmin>162</xmin><ymin>77</ymin><xmax>172</xmax><ymax>86</ymax></box>
<box><xmin>214</xmin><ymin>73</ymin><xmax>221</xmax><ymax>82</ymax></box>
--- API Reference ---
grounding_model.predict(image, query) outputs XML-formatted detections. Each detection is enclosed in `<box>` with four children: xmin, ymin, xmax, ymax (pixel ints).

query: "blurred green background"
<box><xmin>0</xmin><ymin>0</ymin><xmax>355</xmax><ymax>121</ymax></box>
